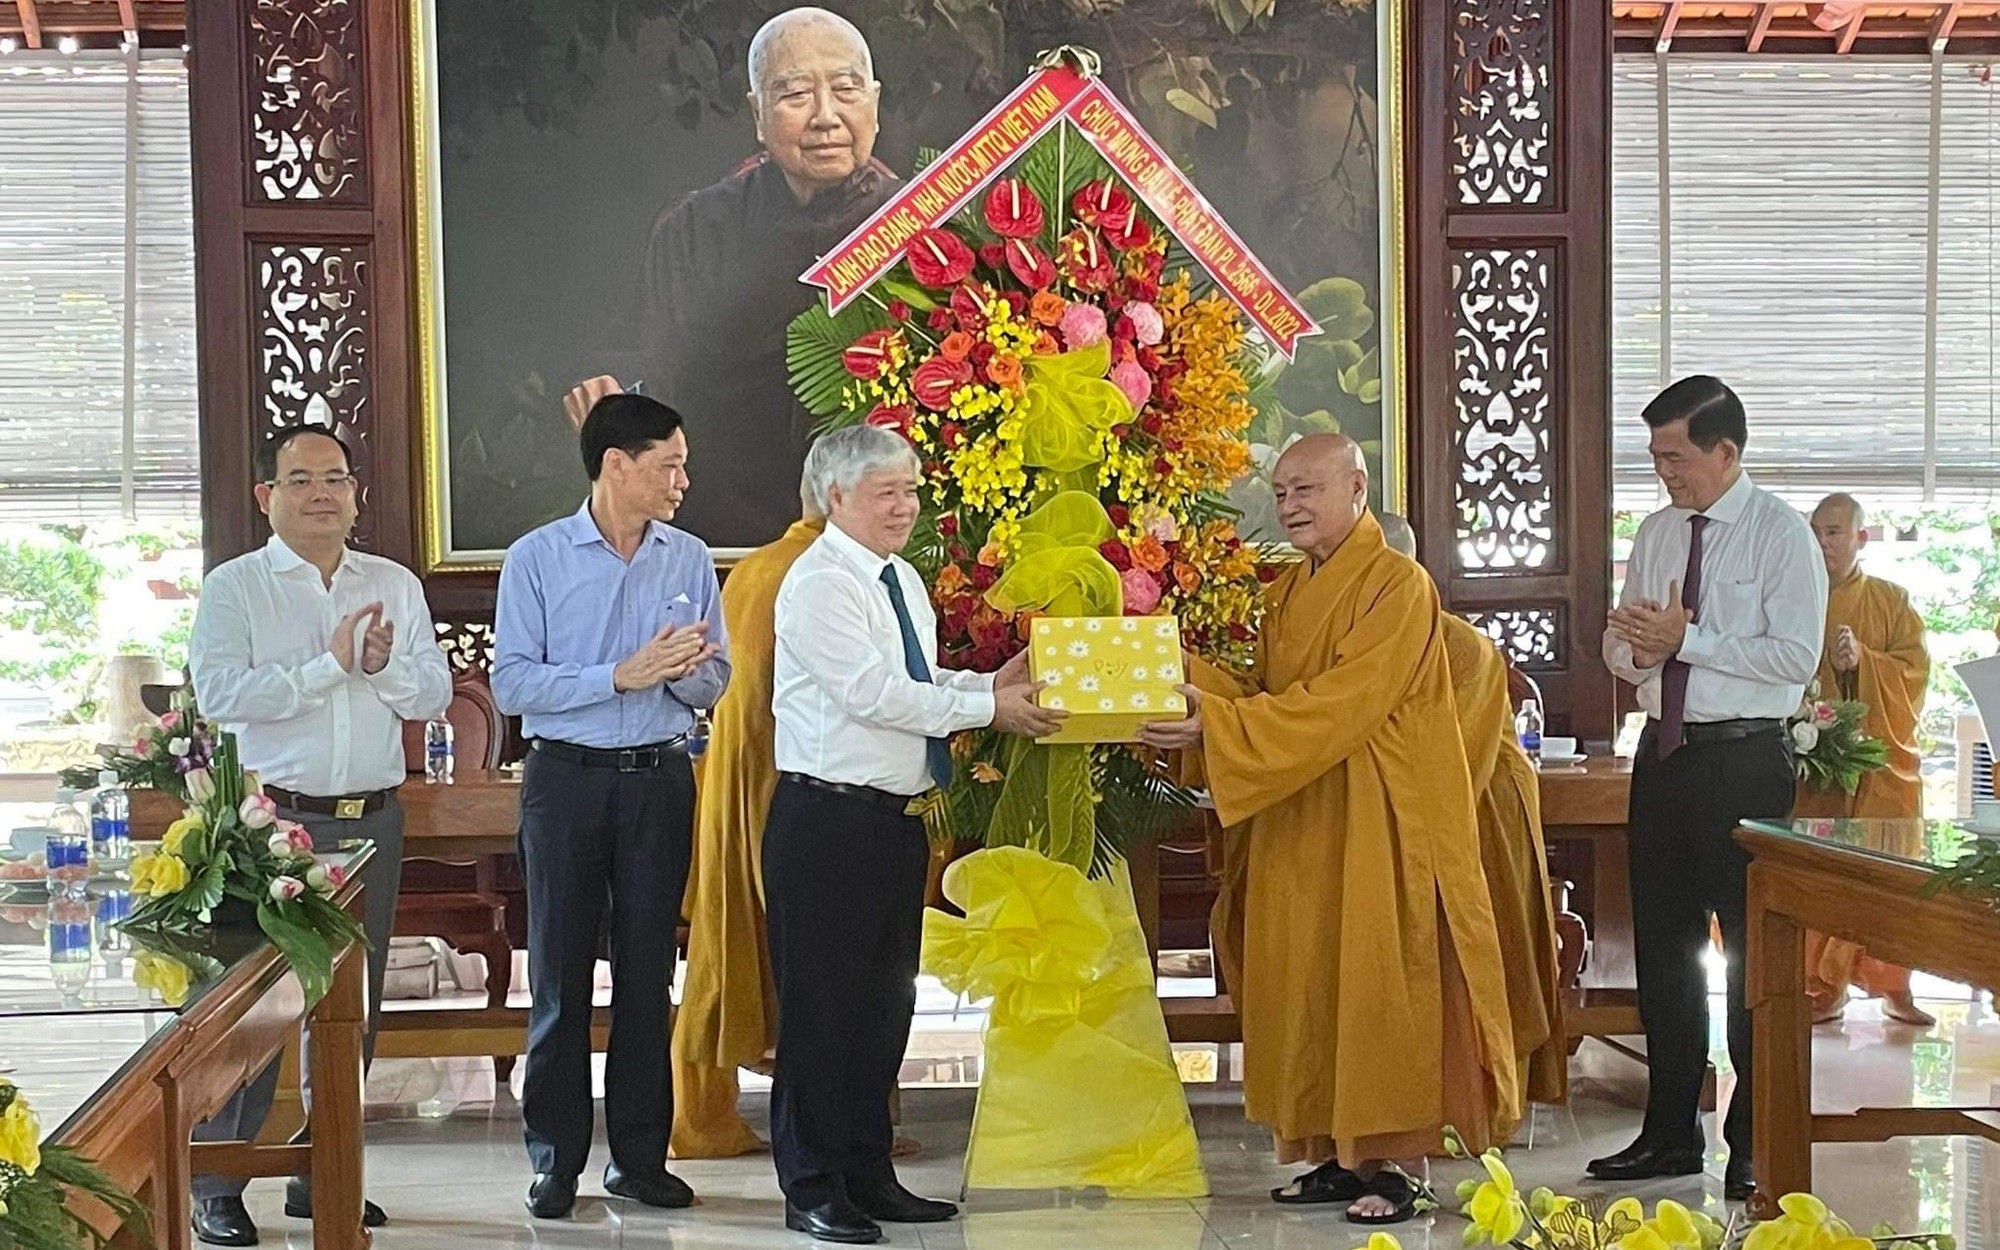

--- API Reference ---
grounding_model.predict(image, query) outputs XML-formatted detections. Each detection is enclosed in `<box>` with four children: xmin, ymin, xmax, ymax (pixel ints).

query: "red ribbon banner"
<box><xmin>800</xmin><ymin>68</ymin><xmax>1321</xmax><ymax>360</ymax></box>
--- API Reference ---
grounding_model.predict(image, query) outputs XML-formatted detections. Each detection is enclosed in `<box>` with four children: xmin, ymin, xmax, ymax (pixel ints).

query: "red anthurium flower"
<box><xmin>951</xmin><ymin>283</ymin><xmax>990</xmax><ymax>332</ymax></box>
<box><xmin>978</xmin><ymin>242</ymin><xmax>1009</xmax><ymax>272</ymax></box>
<box><xmin>1058</xmin><ymin>228</ymin><xmax>1115</xmax><ymax>292</ymax></box>
<box><xmin>841</xmin><ymin>329</ymin><xmax>899</xmax><ymax>379</ymax></box>
<box><xmin>927</xmin><ymin>307</ymin><xmax>955</xmax><ymax>332</ymax></box>
<box><xmin>983</xmin><ymin>178</ymin><xmax>1045</xmax><ymax>239</ymax></box>
<box><xmin>1005</xmin><ymin>239</ymin><xmax>1055</xmax><ymax>289</ymax></box>
<box><xmin>1103</xmin><ymin>213</ymin><xmax>1153</xmax><ymax>252</ymax></box>
<box><xmin>1072</xmin><ymin>179</ymin><xmax>1135</xmax><ymax>232</ymax></box>
<box><xmin>864</xmin><ymin>402</ymin><xmax>914</xmax><ymax>436</ymax></box>
<box><xmin>886</xmin><ymin>298</ymin><xmax>911</xmax><ymax>322</ymax></box>
<box><xmin>907</xmin><ymin>228</ymin><xmax>975</xmax><ymax>288</ymax></box>
<box><xmin>912</xmin><ymin>357</ymin><xmax>974</xmax><ymax>411</ymax></box>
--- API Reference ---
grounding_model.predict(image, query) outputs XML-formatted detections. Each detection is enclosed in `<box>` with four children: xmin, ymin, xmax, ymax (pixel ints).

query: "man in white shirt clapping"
<box><xmin>1588</xmin><ymin>376</ymin><xmax>1827</xmax><ymax>1203</ymax></box>
<box><xmin>186</xmin><ymin>424</ymin><xmax>453</xmax><ymax>1244</ymax></box>
<box><xmin>765</xmin><ymin>426</ymin><xmax>1061</xmax><ymax>1245</ymax></box>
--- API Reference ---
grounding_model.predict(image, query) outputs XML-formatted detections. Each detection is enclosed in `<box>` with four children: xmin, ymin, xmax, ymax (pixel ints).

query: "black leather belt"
<box><xmin>1643</xmin><ymin>718</ymin><xmax>1783</xmax><ymax>744</ymax></box>
<box><xmin>532</xmin><ymin>737</ymin><xmax>689</xmax><ymax>772</ymax></box>
<box><xmin>778</xmin><ymin>772</ymin><xmax>922</xmax><ymax>815</ymax></box>
<box><xmin>265</xmin><ymin>785</ymin><xmax>388</xmax><ymax>820</ymax></box>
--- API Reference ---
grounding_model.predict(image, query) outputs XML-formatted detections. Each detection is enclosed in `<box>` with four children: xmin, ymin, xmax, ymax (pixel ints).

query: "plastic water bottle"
<box><xmin>46</xmin><ymin>788</ymin><xmax>91</xmax><ymax>897</ymax></box>
<box><xmin>95</xmin><ymin>889</ymin><xmax>132</xmax><ymax>955</ymax></box>
<box><xmin>425</xmin><ymin>718</ymin><xmax>455</xmax><ymax>784</ymax></box>
<box><xmin>688</xmin><ymin>709</ymin><xmax>711</xmax><ymax>761</ymax></box>
<box><xmin>1515</xmin><ymin>699</ymin><xmax>1545</xmax><ymax>765</ymax></box>
<box><xmin>91</xmin><ymin>770</ymin><xmax>129</xmax><ymax>861</ymax></box>
<box><xmin>47</xmin><ymin>902</ymin><xmax>92</xmax><ymax>998</ymax></box>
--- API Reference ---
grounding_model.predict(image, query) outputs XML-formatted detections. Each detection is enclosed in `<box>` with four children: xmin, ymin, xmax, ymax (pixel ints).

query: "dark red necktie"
<box><xmin>1656</xmin><ymin>514</ymin><xmax>1709</xmax><ymax>759</ymax></box>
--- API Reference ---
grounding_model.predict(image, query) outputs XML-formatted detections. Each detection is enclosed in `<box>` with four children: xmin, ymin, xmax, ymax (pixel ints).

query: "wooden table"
<box><xmin>1539</xmin><ymin>756</ymin><xmax>1642</xmax><ymax>1043</ymax></box>
<box><xmin>1741</xmin><ymin>818</ymin><xmax>1999</xmax><ymax>1217</ymax></box>
<box><xmin>9</xmin><ymin>855</ymin><xmax>374</xmax><ymax>1250</ymax></box>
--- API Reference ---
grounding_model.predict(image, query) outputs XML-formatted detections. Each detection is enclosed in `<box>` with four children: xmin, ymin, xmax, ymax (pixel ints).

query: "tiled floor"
<box><xmin>221</xmin><ymin>983</ymin><xmax>2000</xmax><ymax>1249</ymax></box>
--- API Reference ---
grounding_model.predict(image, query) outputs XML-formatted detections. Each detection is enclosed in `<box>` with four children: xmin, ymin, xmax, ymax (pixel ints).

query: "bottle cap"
<box><xmin>98</xmin><ymin>769</ymin><xmax>117</xmax><ymax>787</ymax></box>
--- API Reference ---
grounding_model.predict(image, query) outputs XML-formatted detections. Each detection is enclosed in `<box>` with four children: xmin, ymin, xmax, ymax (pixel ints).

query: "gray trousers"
<box><xmin>191</xmin><ymin>797</ymin><xmax>404</xmax><ymax>1202</ymax></box>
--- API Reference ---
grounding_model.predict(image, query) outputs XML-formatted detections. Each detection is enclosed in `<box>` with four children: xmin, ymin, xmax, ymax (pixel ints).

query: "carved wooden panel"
<box><xmin>433</xmin><ymin>620</ymin><xmax>496</xmax><ymax>678</ymax></box>
<box><xmin>250</xmin><ymin>0</ymin><xmax>367</xmax><ymax>203</ymax></box>
<box><xmin>1454</xmin><ymin>247</ymin><xmax>1555</xmax><ymax>573</ymax></box>
<box><xmin>1465</xmin><ymin>605</ymin><xmax>1566</xmax><ymax>670</ymax></box>
<box><xmin>1453</xmin><ymin>0</ymin><xmax>1555</xmax><ymax>206</ymax></box>
<box><xmin>255</xmin><ymin>242</ymin><xmax>374</xmax><ymax>546</ymax></box>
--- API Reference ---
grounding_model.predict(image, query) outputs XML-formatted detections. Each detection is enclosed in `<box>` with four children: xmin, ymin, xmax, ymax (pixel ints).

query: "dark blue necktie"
<box><xmin>879</xmin><ymin>564</ymin><xmax>954</xmax><ymax>790</ymax></box>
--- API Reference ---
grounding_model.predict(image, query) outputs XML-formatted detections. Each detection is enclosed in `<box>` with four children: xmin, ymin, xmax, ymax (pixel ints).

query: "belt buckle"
<box><xmin>617</xmin><ymin>748</ymin><xmax>656</xmax><ymax>773</ymax></box>
<box><xmin>334</xmin><ymin>797</ymin><xmax>366</xmax><ymax>820</ymax></box>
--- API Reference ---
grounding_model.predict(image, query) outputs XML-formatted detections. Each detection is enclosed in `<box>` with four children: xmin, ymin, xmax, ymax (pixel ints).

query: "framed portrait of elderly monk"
<box><xmin>411</xmin><ymin>0</ymin><xmax>1408</xmax><ymax>569</ymax></box>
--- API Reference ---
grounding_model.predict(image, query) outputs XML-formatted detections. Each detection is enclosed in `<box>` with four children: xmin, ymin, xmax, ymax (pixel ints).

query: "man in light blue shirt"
<box><xmin>493</xmin><ymin>393</ymin><xmax>730</xmax><ymax>1219</ymax></box>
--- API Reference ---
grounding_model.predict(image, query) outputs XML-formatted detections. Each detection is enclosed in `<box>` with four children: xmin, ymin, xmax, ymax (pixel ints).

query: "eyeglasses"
<box><xmin>265</xmin><ymin>473</ymin><xmax>358</xmax><ymax>491</ymax></box>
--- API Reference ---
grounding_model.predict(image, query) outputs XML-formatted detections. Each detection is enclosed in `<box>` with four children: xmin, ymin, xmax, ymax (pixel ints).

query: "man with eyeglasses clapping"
<box><xmin>185</xmin><ymin>422</ymin><xmax>453</xmax><ymax>1245</ymax></box>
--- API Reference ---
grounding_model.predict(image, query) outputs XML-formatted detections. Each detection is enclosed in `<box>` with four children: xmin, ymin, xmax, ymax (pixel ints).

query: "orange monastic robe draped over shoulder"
<box><xmin>669</xmin><ymin>518</ymin><xmax>825</xmax><ymax>1159</ymax></box>
<box><xmin>1793</xmin><ymin>568</ymin><xmax>1929</xmax><ymax>1003</ymax></box>
<box><xmin>1192</xmin><ymin>514</ymin><xmax>1519</xmax><ymax>1164</ymax></box>
<box><xmin>1441</xmin><ymin>615</ymin><xmax>1568</xmax><ymax>1108</ymax></box>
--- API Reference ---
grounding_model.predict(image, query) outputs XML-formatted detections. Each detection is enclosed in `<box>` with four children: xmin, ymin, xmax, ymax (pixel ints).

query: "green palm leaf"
<box><xmin>787</xmin><ymin>299</ymin><xmax>891</xmax><ymax>427</ymax></box>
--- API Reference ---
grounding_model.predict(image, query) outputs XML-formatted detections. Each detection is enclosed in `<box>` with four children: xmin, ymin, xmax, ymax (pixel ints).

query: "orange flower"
<box><xmin>934</xmin><ymin>565</ymin><xmax>968</xmax><ymax>598</ymax></box>
<box><xmin>1029</xmin><ymin>290</ymin><xmax>1067</xmax><ymax>326</ymax></box>
<box><xmin>986</xmin><ymin>354</ymin><xmax>1023</xmax><ymax>388</ymax></box>
<box><xmin>939</xmin><ymin>331</ymin><xmax>974</xmax><ymax>362</ymax></box>
<box><xmin>1015</xmin><ymin>610</ymin><xmax>1041</xmax><ymax>640</ymax></box>
<box><xmin>1132</xmin><ymin>534</ymin><xmax>1169</xmax><ymax>573</ymax></box>
<box><xmin>1032</xmin><ymin>330</ymin><xmax>1060</xmax><ymax>356</ymax></box>
<box><xmin>977</xmin><ymin>542</ymin><xmax>1004</xmax><ymax>567</ymax></box>
<box><xmin>1173</xmin><ymin>562</ymin><xmax>1202</xmax><ymax>593</ymax></box>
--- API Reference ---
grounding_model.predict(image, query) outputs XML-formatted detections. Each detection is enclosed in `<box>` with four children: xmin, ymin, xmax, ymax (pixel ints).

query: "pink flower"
<box><xmin>1120</xmin><ymin>568</ymin><xmax>1163</xmax><ymax>615</ymax></box>
<box><xmin>1124</xmin><ymin>301</ymin><xmax>1164</xmax><ymax>347</ymax></box>
<box><xmin>1814</xmin><ymin>702</ymin><xmax>1838</xmax><ymax>726</ymax></box>
<box><xmin>158</xmin><ymin>710</ymin><xmax>182</xmax><ymax>732</ymax></box>
<box><xmin>1110</xmin><ymin>359</ymin><xmax>1152</xmax><ymax>410</ymax></box>
<box><xmin>273</xmin><ymin>820</ymin><xmax>314</xmax><ymax>854</ymax></box>
<box><xmin>268</xmin><ymin>876</ymin><xmax>306</xmax><ymax>903</ymax></box>
<box><xmin>1058</xmin><ymin>303</ymin><xmax>1108</xmax><ymax>350</ymax></box>
<box><xmin>238</xmin><ymin>794</ymin><xmax>278</xmax><ymax>830</ymax></box>
<box><xmin>306</xmin><ymin>862</ymin><xmax>348</xmax><ymax>895</ymax></box>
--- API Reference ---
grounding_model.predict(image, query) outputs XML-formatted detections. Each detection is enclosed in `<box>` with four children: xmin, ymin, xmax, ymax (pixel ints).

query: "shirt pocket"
<box><xmin>1708</xmin><ymin>577</ymin><xmax>1766</xmax><ymax>635</ymax></box>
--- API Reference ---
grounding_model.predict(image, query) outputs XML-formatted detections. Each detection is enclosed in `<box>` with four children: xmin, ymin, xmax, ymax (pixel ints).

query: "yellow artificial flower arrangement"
<box><xmin>133</xmin><ymin>948</ymin><xmax>194</xmax><ymax>1007</ymax></box>
<box><xmin>130</xmin><ymin>851</ymin><xmax>191</xmax><ymax>898</ymax></box>
<box><xmin>0</xmin><ymin>1078</ymin><xmax>149</xmax><ymax>1241</ymax></box>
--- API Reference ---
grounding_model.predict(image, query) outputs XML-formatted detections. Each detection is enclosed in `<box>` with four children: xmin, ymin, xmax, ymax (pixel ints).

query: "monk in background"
<box><xmin>1142</xmin><ymin>436</ymin><xmax>1517</xmax><ymax>1224</ymax></box>
<box><xmin>669</xmin><ymin>477</ymin><xmax>826</xmax><ymax>1158</ymax></box>
<box><xmin>1796</xmin><ymin>493</ymin><xmax>1933</xmax><ymax>1027</ymax></box>
<box><xmin>1380</xmin><ymin>515</ymin><xmax>1567</xmax><ymax>1110</ymax></box>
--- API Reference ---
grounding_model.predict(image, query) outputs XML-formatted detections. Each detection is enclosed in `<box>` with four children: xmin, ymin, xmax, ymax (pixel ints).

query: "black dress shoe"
<box><xmin>849</xmin><ymin>1178</ymin><xmax>958</xmax><ymax>1224</ymax></box>
<box><xmin>1724</xmin><ymin>1156</ymin><xmax>1756</xmax><ymax>1202</ymax></box>
<box><xmin>526</xmin><ymin>1173</ymin><xmax>579</xmax><ymax>1220</ymax></box>
<box><xmin>785</xmin><ymin>1198</ymin><xmax>884</xmax><ymax>1244</ymax></box>
<box><xmin>603</xmin><ymin>1163</ymin><xmax>695</xmax><ymax>1209</ymax></box>
<box><xmin>283</xmin><ymin>1179</ymin><xmax>388</xmax><ymax>1227</ymax></box>
<box><xmin>1586</xmin><ymin>1138</ymin><xmax>1705</xmax><ymax>1181</ymax></box>
<box><xmin>192</xmin><ymin>1197</ymin><xmax>259</xmax><ymax>1247</ymax></box>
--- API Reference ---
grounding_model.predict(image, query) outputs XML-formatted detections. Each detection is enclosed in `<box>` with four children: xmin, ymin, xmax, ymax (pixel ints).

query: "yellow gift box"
<box><xmin>1028</xmin><ymin>616</ymin><xmax>1187</xmax><ymax>744</ymax></box>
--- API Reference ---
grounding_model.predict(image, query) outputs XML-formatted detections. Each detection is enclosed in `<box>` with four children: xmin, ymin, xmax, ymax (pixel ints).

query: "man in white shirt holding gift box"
<box><xmin>765</xmin><ymin>425</ymin><xmax>1061</xmax><ymax>1244</ymax></box>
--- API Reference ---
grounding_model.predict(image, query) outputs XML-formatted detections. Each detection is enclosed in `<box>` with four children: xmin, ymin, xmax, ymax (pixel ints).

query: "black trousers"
<box><xmin>518</xmin><ymin>747</ymin><xmax>694</xmax><ymax>1178</ymax></box>
<box><xmin>1628</xmin><ymin>722</ymin><xmax>1795</xmax><ymax>1159</ymax></box>
<box><xmin>763</xmin><ymin>779</ymin><xmax>929</xmax><ymax>1209</ymax></box>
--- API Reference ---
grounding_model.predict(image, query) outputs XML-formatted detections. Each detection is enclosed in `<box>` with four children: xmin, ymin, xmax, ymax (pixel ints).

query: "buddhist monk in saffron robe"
<box><xmin>670</xmin><ymin>493</ymin><xmax>826</xmax><ymax>1158</ymax></box>
<box><xmin>1796</xmin><ymin>493</ymin><xmax>1933</xmax><ymax>1027</ymax></box>
<box><xmin>1377</xmin><ymin>515</ymin><xmax>1567</xmax><ymax>1109</ymax></box>
<box><xmin>1142</xmin><ymin>436</ymin><xmax>1519</xmax><ymax>1223</ymax></box>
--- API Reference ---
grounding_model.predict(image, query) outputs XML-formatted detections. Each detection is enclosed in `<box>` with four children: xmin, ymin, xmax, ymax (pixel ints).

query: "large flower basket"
<box><xmin>791</xmin><ymin>47</ymin><xmax>1323</xmax><ymax>1197</ymax></box>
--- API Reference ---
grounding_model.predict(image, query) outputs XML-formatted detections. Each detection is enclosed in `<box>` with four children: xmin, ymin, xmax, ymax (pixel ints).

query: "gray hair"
<box><xmin>799</xmin><ymin>462</ymin><xmax>825</xmax><ymax>520</ymax></box>
<box><xmin>1378</xmin><ymin>512</ymin><xmax>1416</xmax><ymax>558</ymax></box>
<box><xmin>803</xmin><ymin>425</ymin><xmax>918</xmax><ymax>515</ymax></box>
<box><xmin>747</xmin><ymin>7</ymin><xmax>873</xmax><ymax>104</ymax></box>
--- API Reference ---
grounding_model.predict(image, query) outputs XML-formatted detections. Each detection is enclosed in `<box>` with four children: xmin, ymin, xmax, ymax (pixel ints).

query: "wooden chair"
<box><xmin>393</xmin><ymin>675</ymin><xmax>514</xmax><ymax>1073</ymax></box>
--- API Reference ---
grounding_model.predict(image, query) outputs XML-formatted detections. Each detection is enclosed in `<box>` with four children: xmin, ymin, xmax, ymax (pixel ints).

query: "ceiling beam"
<box><xmin>13</xmin><ymin>0</ymin><xmax>38</xmax><ymax>48</ymax></box>
<box><xmin>1748</xmin><ymin>2</ymin><xmax>1780</xmax><ymax>51</ymax></box>
<box><xmin>116</xmin><ymin>0</ymin><xmax>134</xmax><ymax>38</ymax></box>
<box><xmin>1836</xmin><ymin>10</ymin><xmax>1867</xmax><ymax>51</ymax></box>
<box><xmin>1933</xmin><ymin>1</ymin><xmax>1965</xmax><ymax>48</ymax></box>
<box><xmin>1657</xmin><ymin>0</ymin><xmax>1685</xmax><ymax>50</ymax></box>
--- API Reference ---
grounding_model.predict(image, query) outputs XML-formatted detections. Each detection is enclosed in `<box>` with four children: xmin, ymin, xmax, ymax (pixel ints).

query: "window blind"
<box><xmin>0</xmin><ymin>52</ymin><xmax>198</xmax><ymax>521</ymax></box>
<box><xmin>1612</xmin><ymin>55</ymin><xmax>2000</xmax><ymax>512</ymax></box>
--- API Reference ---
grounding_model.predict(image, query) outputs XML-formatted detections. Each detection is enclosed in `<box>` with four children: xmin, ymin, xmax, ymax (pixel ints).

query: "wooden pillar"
<box><xmin>1408</xmin><ymin>0</ymin><xmax>1615</xmax><ymax>739</ymax></box>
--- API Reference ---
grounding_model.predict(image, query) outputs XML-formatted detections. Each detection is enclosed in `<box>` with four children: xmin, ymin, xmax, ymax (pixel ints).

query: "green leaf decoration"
<box><xmin>787</xmin><ymin>298</ymin><xmax>892</xmax><ymax>426</ymax></box>
<box><xmin>258</xmin><ymin>899</ymin><xmax>336</xmax><ymax>1007</ymax></box>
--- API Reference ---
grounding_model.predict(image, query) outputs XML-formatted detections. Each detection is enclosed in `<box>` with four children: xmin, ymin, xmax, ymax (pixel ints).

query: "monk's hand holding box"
<box><xmin>1027</xmin><ymin>616</ymin><xmax>1188</xmax><ymax>745</ymax></box>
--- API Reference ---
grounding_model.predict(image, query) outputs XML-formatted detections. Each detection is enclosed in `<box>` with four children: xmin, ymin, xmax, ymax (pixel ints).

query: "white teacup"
<box><xmin>1541</xmin><ymin>736</ymin><xmax>1579</xmax><ymax>759</ymax></box>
